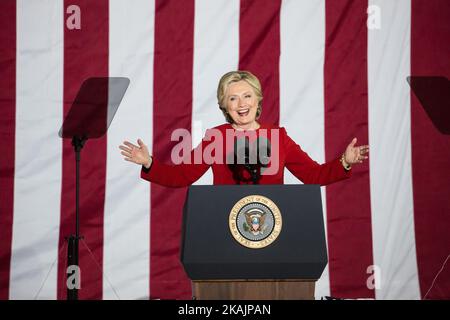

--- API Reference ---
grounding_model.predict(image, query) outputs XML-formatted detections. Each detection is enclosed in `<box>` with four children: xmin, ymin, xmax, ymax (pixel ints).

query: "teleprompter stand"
<box><xmin>59</xmin><ymin>77</ymin><xmax>129</xmax><ymax>300</ymax></box>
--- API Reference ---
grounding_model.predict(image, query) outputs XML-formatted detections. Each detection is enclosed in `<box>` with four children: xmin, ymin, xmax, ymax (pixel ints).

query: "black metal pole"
<box><xmin>75</xmin><ymin>140</ymin><xmax>80</xmax><ymax>240</ymax></box>
<box><xmin>67</xmin><ymin>136</ymin><xmax>85</xmax><ymax>300</ymax></box>
<box><xmin>66</xmin><ymin>235</ymin><xmax>79</xmax><ymax>300</ymax></box>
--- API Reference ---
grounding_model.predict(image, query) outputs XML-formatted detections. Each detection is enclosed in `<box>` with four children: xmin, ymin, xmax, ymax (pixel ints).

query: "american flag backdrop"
<box><xmin>0</xmin><ymin>0</ymin><xmax>449</xmax><ymax>300</ymax></box>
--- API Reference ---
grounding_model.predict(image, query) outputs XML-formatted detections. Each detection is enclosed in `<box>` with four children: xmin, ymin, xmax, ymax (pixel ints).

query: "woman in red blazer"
<box><xmin>119</xmin><ymin>71</ymin><xmax>369</xmax><ymax>187</ymax></box>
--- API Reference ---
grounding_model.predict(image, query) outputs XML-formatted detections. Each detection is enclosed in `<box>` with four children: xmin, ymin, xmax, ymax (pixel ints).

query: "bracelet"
<box><xmin>340</xmin><ymin>153</ymin><xmax>351</xmax><ymax>171</ymax></box>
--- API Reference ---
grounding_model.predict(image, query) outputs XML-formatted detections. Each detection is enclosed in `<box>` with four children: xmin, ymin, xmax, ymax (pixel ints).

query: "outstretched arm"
<box><xmin>119</xmin><ymin>138</ymin><xmax>210</xmax><ymax>187</ymax></box>
<box><xmin>283</xmin><ymin>128</ymin><xmax>369</xmax><ymax>185</ymax></box>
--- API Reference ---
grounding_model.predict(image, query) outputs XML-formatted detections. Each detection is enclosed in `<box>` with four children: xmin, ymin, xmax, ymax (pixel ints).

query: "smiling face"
<box><xmin>224</xmin><ymin>80</ymin><xmax>259</xmax><ymax>128</ymax></box>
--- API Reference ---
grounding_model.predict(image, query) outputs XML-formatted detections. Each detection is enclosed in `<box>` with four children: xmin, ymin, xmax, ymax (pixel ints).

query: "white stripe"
<box><xmin>191</xmin><ymin>0</ymin><xmax>240</xmax><ymax>185</ymax></box>
<box><xmin>10</xmin><ymin>0</ymin><xmax>63</xmax><ymax>299</ymax></box>
<box><xmin>279</xmin><ymin>0</ymin><xmax>329</xmax><ymax>299</ymax></box>
<box><xmin>103</xmin><ymin>0</ymin><xmax>154</xmax><ymax>300</ymax></box>
<box><xmin>368</xmin><ymin>0</ymin><xmax>420</xmax><ymax>299</ymax></box>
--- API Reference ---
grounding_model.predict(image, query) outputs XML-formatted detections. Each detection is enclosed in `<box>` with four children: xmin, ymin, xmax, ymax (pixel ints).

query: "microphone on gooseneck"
<box><xmin>230</xmin><ymin>136</ymin><xmax>261</xmax><ymax>184</ymax></box>
<box><xmin>256</xmin><ymin>137</ymin><xmax>271</xmax><ymax>168</ymax></box>
<box><xmin>242</xmin><ymin>136</ymin><xmax>260</xmax><ymax>184</ymax></box>
<box><xmin>233</xmin><ymin>136</ymin><xmax>249</xmax><ymax>165</ymax></box>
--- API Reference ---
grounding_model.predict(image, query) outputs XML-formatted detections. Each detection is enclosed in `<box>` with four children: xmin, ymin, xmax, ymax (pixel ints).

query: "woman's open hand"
<box><xmin>119</xmin><ymin>139</ymin><xmax>152</xmax><ymax>168</ymax></box>
<box><xmin>344</xmin><ymin>138</ymin><xmax>369</xmax><ymax>166</ymax></box>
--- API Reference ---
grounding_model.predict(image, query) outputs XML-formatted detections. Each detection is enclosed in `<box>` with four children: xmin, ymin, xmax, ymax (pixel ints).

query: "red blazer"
<box><xmin>141</xmin><ymin>123</ymin><xmax>351</xmax><ymax>187</ymax></box>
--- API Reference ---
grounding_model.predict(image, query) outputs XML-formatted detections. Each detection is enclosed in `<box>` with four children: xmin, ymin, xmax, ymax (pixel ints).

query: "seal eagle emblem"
<box><xmin>229</xmin><ymin>195</ymin><xmax>282</xmax><ymax>249</ymax></box>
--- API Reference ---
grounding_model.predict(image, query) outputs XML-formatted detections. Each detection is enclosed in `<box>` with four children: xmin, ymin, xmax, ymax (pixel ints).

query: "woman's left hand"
<box><xmin>344</xmin><ymin>137</ymin><xmax>369</xmax><ymax>166</ymax></box>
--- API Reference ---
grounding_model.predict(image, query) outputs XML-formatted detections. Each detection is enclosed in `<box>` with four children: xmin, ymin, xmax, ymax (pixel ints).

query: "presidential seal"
<box><xmin>229</xmin><ymin>195</ymin><xmax>282</xmax><ymax>249</ymax></box>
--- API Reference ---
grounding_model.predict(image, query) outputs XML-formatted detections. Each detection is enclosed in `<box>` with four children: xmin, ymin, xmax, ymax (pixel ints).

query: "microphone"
<box><xmin>256</xmin><ymin>136</ymin><xmax>271</xmax><ymax>167</ymax></box>
<box><xmin>230</xmin><ymin>136</ymin><xmax>267</xmax><ymax>184</ymax></box>
<box><xmin>233</xmin><ymin>135</ymin><xmax>250</xmax><ymax>165</ymax></box>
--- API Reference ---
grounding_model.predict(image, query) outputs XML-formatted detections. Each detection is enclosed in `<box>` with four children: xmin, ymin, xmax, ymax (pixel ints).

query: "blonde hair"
<box><xmin>217</xmin><ymin>71</ymin><xmax>263</xmax><ymax>123</ymax></box>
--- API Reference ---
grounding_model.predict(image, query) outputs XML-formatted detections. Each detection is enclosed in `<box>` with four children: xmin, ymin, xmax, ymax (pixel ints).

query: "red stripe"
<box><xmin>324</xmin><ymin>0</ymin><xmax>375</xmax><ymax>298</ymax></box>
<box><xmin>57</xmin><ymin>0</ymin><xmax>109</xmax><ymax>299</ymax></box>
<box><xmin>0</xmin><ymin>0</ymin><xmax>16</xmax><ymax>300</ymax></box>
<box><xmin>150</xmin><ymin>0</ymin><xmax>194</xmax><ymax>299</ymax></box>
<box><xmin>239</xmin><ymin>0</ymin><xmax>281</xmax><ymax>126</ymax></box>
<box><xmin>411</xmin><ymin>0</ymin><xmax>450</xmax><ymax>299</ymax></box>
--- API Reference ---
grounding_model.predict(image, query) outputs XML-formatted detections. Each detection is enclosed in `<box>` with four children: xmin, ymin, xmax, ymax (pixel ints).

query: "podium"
<box><xmin>180</xmin><ymin>184</ymin><xmax>327</xmax><ymax>300</ymax></box>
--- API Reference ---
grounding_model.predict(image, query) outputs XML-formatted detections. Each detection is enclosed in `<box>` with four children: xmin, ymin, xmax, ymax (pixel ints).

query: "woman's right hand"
<box><xmin>119</xmin><ymin>139</ymin><xmax>152</xmax><ymax>168</ymax></box>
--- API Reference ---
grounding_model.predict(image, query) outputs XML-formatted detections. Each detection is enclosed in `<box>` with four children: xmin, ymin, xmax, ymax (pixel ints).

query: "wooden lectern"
<box><xmin>181</xmin><ymin>185</ymin><xmax>327</xmax><ymax>300</ymax></box>
<box><xmin>192</xmin><ymin>280</ymin><xmax>315</xmax><ymax>300</ymax></box>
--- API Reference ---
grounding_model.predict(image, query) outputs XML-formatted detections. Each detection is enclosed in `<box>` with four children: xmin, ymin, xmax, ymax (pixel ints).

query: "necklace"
<box><xmin>232</xmin><ymin>122</ymin><xmax>260</xmax><ymax>131</ymax></box>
